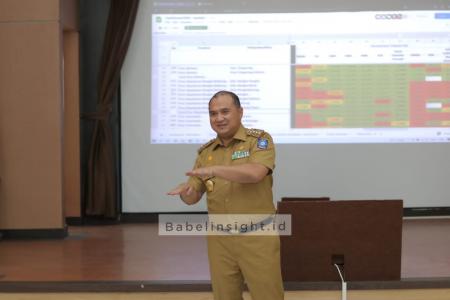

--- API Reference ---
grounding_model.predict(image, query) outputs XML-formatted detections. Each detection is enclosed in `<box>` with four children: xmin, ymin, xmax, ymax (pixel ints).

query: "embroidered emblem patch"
<box><xmin>257</xmin><ymin>138</ymin><xmax>268</xmax><ymax>149</ymax></box>
<box><xmin>231</xmin><ymin>150</ymin><xmax>250</xmax><ymax>160</ymax></box>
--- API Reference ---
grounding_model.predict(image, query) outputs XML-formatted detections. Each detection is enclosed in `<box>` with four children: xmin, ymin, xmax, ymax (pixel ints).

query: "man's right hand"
<box><xmin>167</xmin><ymin>183</ymin><xmax>195</xmax><ymax>196</ymax></box>
<box><xmin>167</xmin><ymin>183</ymin><xmax>202</xmax><ymax>205</ymax></box>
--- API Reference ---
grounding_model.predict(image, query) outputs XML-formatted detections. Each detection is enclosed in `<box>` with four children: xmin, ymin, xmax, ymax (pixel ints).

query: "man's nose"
<box><xmin>216</xmin><ymin>113</ymin><xmax>225</xmax><ymax>121</ymax></box>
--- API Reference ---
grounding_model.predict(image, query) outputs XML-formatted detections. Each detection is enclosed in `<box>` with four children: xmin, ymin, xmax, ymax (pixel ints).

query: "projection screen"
<box><xmin>121</xmin><ymin>0</ymin><xmax>450</xmax><ymax>212</ymax></box>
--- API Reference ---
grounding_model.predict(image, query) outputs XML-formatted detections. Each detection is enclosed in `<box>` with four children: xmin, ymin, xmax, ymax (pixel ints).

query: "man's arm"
<box><xmin>167</xmin><ymin>183</ymin><xmax>204</xmax><ymax>205</ymax></box>
<box><xmin>186</xmin><ymin>163</ymin><xmax>269</xmax><ymax>184</ymax></box>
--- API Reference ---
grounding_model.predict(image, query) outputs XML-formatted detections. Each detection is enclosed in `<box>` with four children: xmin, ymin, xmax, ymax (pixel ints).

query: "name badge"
<box><xmin>231</xmin><ymin>150</ymin><xmax>250</xmax><ymax>160</ymax></box>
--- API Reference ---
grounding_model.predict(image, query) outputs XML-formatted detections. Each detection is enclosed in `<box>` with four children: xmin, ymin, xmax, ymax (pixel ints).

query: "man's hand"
<box><xmin>187</xmin><ymin>163</ymin><xmax>269</xmax><ymax>184</ymax></box>
<box><xmin>186</xmin><ymin>166</ymin><xmax>215</xmax><ymax>179</ymax></box>
<box><xmin>167</xmin><ymin>183</ymin><xmax>195</xmax><ymax>196</ymax></box>
<box><xmin>167</xmin><ymin>183</ymin><xmax>202</xmax><ymax>205</ymax></box>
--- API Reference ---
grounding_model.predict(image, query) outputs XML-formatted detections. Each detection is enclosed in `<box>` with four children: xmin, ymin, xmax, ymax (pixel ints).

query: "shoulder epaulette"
<box><xmin>197</xmin><ymin>138</ymin><xmax>215</xmax><ymax>153</ymax></box>
<box><xmin>246</xmin><ymin>128</ymin><xmax>265</xmax><ymax>138</ymax></box>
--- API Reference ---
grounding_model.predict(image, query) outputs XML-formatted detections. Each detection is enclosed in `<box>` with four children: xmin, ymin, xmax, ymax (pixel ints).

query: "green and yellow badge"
<box><xmin>231</xmin><ymin>150</ymin><xmax>250</xmax><ymax>160</ymax></box>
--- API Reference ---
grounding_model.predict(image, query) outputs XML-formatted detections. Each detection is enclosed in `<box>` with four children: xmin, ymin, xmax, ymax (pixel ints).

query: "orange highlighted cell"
<box><xmin>311</xmin><ymin>104</ymin><xmax>327</xmax><ymax>109</ymax></box>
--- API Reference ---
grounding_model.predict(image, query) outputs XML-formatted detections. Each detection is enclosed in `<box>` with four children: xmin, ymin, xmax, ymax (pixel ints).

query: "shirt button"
<box><xmin>225</xmin><ymin>198</ymin><xmax>229</xmax><ymax>202</ymax></box>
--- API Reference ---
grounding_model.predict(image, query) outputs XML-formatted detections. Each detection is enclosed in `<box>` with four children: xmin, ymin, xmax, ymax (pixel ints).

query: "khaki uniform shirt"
<box><xmin>188</xmin><ymin>125</ymin><xmax>276</xmax><ymax>214</ymax></box>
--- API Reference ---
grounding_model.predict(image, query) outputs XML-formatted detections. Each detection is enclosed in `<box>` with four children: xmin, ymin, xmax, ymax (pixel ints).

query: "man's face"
<box><xmin>209</xmin><ymin>94</ymin><xmax>243</xmax><ymax>141</ymax></box>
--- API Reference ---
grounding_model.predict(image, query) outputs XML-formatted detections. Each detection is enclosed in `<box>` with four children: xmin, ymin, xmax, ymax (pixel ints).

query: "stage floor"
<box><xmin>0</xmin><ymin>218</ymin><xmax>449</xmax><ymax>291</ymax></box>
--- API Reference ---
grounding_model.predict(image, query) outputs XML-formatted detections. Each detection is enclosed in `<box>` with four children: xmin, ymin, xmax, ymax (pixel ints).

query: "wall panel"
<box><xmin>0</xmin><ymin>21</ymin><xmax>64</xmax><ymax>229</ymax></box>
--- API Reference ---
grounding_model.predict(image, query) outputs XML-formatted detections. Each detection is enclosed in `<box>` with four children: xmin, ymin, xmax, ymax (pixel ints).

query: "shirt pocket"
<box><xmin>205</xmin><ymin>177</ymin><xmax>230</xmax><ymax>213</ymax></box>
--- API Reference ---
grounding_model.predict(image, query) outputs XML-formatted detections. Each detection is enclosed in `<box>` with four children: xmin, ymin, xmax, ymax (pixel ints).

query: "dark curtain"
<box><xmin>83</xmin><ymin>0</ymin><xmax>139</xmax><ymax>218</ymax></box>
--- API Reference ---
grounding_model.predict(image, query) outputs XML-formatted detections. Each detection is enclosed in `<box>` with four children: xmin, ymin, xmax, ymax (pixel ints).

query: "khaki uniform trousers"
<box><xmin>207</xmin><ymin>234</ymin><xmax>284</xmax><ymax>300</ymax></box>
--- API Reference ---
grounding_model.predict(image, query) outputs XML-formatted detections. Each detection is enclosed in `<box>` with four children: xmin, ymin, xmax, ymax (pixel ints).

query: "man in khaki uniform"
<box><xmin>168</xmin><ymin>90</ymin><xmax>284</xmax><ymax>300</ymax></box>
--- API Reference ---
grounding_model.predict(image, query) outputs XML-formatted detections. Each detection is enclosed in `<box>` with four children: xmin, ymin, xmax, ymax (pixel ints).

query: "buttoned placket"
<box><xmin>223</xmin><ymin>144</ymin><xmax>233</xmax><ymax>208</ymax></box>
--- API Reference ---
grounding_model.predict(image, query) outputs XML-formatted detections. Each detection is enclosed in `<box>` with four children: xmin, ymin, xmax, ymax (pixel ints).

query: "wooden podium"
<box><xmin>278</xmin><ymin>199</ymin><xmax>403</xmax><ymax>281</ymax></box>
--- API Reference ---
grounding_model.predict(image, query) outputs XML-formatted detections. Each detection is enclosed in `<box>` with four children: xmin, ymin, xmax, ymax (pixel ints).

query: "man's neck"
<box><xmin>219</xmin><ymin>137</ymin><xmax>233</xmax><ymax>147</ymax></box>
<box><xmin>218</xmin><ymin>125</ymin><xmax>242</xmax><ymax>147</ymax></box>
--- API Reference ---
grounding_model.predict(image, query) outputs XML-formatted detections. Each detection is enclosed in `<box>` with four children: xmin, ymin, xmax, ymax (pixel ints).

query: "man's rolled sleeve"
<box><xmin>248</xmin><ymin>132</ymin><xmax>275</xmax><ymax>172</ymax></box>
<box><xmin>187</xmin><ymin>156</ymin><xmax>206</xmax><ymax>193</ymax></box>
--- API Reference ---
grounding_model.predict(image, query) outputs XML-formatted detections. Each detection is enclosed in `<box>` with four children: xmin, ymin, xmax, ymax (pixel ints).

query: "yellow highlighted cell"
<box><xmin>296</xmin><ymin>104</ymin><xmax>311</xmax><ymax>110</ymax></box>
<box><xmin>391</xmin><ymin>121</ymin><xmax>410</xmax><ymax>126</ymax></box>
<box><xmin>325</xmin><ymin>99</ymin><xmax>344</xmax><ymax>105</ymax></box>
<box><xmin>328</xmin><ymin>90</ymin><xmax>344</xmax><ymax>96</ymax></box>
<box><xmin>311</xmin><ymin>100</ymin><xmax>326</xmax><ymax>105</ymax></box>
<box><xmin>442</xmin><ymin>121</ymin><xmax>450</xmax><ymax>126</ymax></box>
<box><xmin>441</xmin><ymin>107</ymin><xmax>450</xmax><ymax>112</ymax></box>
<box><xmin>296</xmin><ymin>69</ymin><xmax>311</xmax><ymax>74</ymax></box>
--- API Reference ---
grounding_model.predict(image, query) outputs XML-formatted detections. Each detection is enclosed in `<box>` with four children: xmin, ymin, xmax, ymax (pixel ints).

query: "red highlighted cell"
<box><xmin>425</xmin><ymin>67</ymin><xmax>442</xmax><ymax>72</ymax></box>
<box><xmin>311</xmin><ymin>104</ymin><xmax>327</xmax><ymax>109</ymax></box>
<box><xmin>295</xmin><ymin>113</ymin><xmax>313</xmax><ymax>128</ymax></box>
<box><xmin>410</xmin><ymin>81</ymin><xmax>450</xmax><ymax>127</ymax></box>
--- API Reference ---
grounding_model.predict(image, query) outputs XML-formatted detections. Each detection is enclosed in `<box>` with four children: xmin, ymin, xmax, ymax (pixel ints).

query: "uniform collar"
<box><xmin>212</xmin><ymin>125</ymin><xmax>246</xmax><ymax>150</ymax></box>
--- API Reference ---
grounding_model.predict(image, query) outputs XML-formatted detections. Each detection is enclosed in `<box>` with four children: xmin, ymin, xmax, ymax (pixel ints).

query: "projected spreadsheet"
<box><xmin>294</xmin><ymin>64</ymin><xmax>450</xmax><ymax>128</ymax></box>
<box><xmin>150</xmin><ymin>11</ymin><xmax>450</xmax><ymax>143</ymax></box>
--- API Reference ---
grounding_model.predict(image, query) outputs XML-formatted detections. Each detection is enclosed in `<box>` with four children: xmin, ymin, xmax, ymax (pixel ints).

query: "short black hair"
<box><xmin>209</xmin><ymin>90</ymin><xmax>241</xmax><ymax>108</ymax></box>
